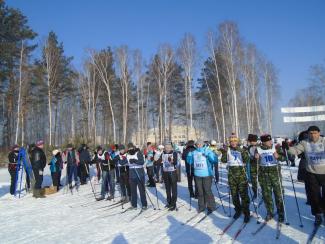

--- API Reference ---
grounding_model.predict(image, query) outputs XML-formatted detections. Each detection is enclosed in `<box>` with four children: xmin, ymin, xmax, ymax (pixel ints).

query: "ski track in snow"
<box><xmin>1</xmin><ymin>164</ymin><xmax>325</xmax><ymax>244</ymax></box>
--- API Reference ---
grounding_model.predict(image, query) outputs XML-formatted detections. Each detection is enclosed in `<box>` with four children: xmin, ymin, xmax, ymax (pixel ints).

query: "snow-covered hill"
<box><xmin>0</xmin><ymin>164</ymin><xmax>324</xmax><ymax>244</ymax></box>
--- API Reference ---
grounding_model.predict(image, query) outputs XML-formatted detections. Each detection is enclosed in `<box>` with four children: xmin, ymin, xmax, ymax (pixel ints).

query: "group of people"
<box><xmin>7</xmin><ymin>125</ymin><xmax>325</xmax><ymax>226</ymax></box>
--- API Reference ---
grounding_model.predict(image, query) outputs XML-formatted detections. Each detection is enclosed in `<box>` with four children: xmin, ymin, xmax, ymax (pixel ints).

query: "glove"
<box><xmin>282</xmin><ymin>141</ymin><xmax>289</xmax><ymax>151</ymax></box>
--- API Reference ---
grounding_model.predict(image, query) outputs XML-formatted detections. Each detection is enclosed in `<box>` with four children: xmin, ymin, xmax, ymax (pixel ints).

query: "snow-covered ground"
<box><xmin>0</xmin><ymin>163</ymin><xmax>324</xmax><ymax>244</ymax></box>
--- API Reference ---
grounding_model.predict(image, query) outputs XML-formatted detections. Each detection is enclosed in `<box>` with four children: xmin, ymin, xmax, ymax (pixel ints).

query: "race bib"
<box><xmin>193</xmin><ymin>152</ymin><xmax>208</xmax><ymax>170</ymax></box>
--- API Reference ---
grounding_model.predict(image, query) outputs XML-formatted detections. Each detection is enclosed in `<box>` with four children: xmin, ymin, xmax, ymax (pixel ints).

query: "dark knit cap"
<box><xmin>119</xmin><ymin>144</ymin><xmax>126</xmax><ymax>150</ymax></box>
<box><xmin>260</xmin><ymin>134</ymin><xmax>272</xmax><ymax>142</ymax></box>
<box><xmin>308</xmin><ymin>125</ymin><xmax>320</xmax><ymax>132</ymax></box>
<box><xmin>247</xmin><ymin>134</ymin><xmax>258</xmax><ymax>142</ymax></box>
<box><xmin>127</xmin><ymin>142</ymin><xmax>135</xmax><ymax>149</ymax></box>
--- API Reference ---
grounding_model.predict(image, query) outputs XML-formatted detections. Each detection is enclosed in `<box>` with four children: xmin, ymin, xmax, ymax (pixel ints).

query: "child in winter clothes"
<box><xmin>49</xmin><ymin>149</ymin><xmax>63</xmax><ymax>191</ymax></box>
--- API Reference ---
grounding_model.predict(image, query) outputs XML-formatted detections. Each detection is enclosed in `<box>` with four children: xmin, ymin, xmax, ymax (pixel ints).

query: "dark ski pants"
<box><xmin>163</xmin><ymin>171</ymin><xmax>178</xmax><ymax>207</ymax></box>
<box><xmin>195</xmin><ymin>176</ymin><xmax>216</xmax><ymax>212</ymax></box>
<box><xmin>119</xmin><ymin>171</ymin><xmax>131</xmax><ymax>198</ymax></box>
<box><xmin>80</xmin><ymin>163</ymin><xmax>89</xmax><ymax>184</ymax></box>
<box><xmin>51</xmin><ymin>172</ymin><xmax>60</xmax><ymax>191</ymax></box>
<box><xmin>187</xmin><ymin>172</ymin><xmax>198</xmax><ymax>196</ymax></box>
<box><xmin>129</xmin><ymin>175</ymin><xmax>147</xmax><ymax>208</ymax></box>
<box><xmin>67</xmin><ymin>163</ymin><xmax>78</xmax><ymax>185</ymax></box>
<box><xmin>305</xmin><ymin>171</ymin><xmax>325</xmax><ymax>215</ymax></box>
<box><xmin>33</xmin><ymin>168</ymin><xmax>43</xmax><ymax>189</ymax></box>
<box><xmin>9</xmin><ymin>169</ymin><xmax>17</xmax><ymax>195</ymax></box>
<box><xmin>146</xmin><ymin>166</ymin><xmax>156</xmax><ymax>186</ymax></box>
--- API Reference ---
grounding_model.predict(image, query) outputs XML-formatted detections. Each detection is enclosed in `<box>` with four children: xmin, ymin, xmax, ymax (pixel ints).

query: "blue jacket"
<box><xmin>187</xmin><ymin>147</ymin><xmax>218</xmax><ymax>177</ymax></box>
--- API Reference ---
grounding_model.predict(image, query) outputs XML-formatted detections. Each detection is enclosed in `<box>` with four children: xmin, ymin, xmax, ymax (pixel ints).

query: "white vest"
<box><xmin>193</xmin><ymin>151</ymin><xmax>208</xmax><ymax>171</ymax></box>
<box><xmin>227</xmin><ymin>148</ymin><xmax>244</xmax><ymax>166</ymax></box>
<box><xmin>162</xmin><ymin>153</ymin><xmax>176</xmax><ymax>172</ymax></box>
<box><xmin>257</xmin><ymin>146</ymin><xmax>277</xmax><ymax>167</ymax></box>
<box><xmin>305</xmin><ymin>141</ymin><xmax>325</xmax><ymax>166</ymax></box>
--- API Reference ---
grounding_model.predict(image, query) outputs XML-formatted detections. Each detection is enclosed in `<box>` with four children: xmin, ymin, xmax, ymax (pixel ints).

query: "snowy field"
<box><xmin>0</xmin><ymin>163</ymin><xmax>325</xmax><ymax>244</ymax></box>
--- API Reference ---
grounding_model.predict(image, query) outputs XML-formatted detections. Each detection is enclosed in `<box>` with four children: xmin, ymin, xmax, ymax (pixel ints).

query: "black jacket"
<box><xmin>78</xmin><ymin>148</ymin><xmax>91</xmax><ymax>164</ymax></box>
<box><xmin>182</xmin><ymin>145</ymin><xmax>196</xmax><ymax>174</ymax></box>
<box><xmin>31</xmin><ymin>147</ymin><xmax>46</xmax><ymax>171</ymax></box>
<box><xmin>8</xmin><ymin>151</ymin><xmax>18</xmax><ymax>171</ymax></box>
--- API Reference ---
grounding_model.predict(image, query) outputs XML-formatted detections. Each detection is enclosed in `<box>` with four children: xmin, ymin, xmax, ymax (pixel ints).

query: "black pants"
<box><xmin>305</xmin><ymin>171</ymin><xmax>325</xmax><ymax>215</ymax></box>
<box><xmin>51</xmin><ymin>172</ymin><xmax>60</xmax><ymax>191</ymax></box>
<box><xmin>187</xmin><ymin>172</ymin><xmax>198</xmax><ymax>196</ymax></box>
<box><xmin>163</xmin><ymin>171</ymin><xmax>178</xmax><ymax>207</ymax></box>
<box><xmin>33</xmin><ymin>168</ymin><xmax>43</xmax><ymax>189</ymax></box>
<box><xmin>9</xmin><ymin>170</ymin><xmax>17</xmax><ymax>195</ymax></box>
<box><xmin>119</xmin><ymin>170</ymin><xmax>131</xmax><ymax>198</ymax></box>
<box><xmin>80</xmin><ymin>163</ymin><xmax>89</xmax><ymax>184</ymax></box>
<box><xmin>129</xmin><ymin>176</ymin><xmax>147</xmax><ymax>208</ymax></box>
<box><xmin>195</xmin><ymin>176</ymin><xmax>216</xmax><ymax>212</ymax></box>
<box><xmin>146</xmin><ymin>166</ymin><xmax>156</xmax><ymax>186</ymax></box>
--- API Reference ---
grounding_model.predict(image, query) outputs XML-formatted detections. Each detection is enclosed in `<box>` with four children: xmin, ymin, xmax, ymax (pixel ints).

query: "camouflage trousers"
<box><xmin>258</xmin><ymin>165</ymin><xmax>284</xmax><ymax>217</ymax></box>
<box><xmin>250</xmin><ymin>162</ymin><xmax>258</xmax><ymax>195</ymax></box>
<box><xmin>228</xmin><ymin>166</ymin><xmax>250</xmax><ymax>214</ymax></box>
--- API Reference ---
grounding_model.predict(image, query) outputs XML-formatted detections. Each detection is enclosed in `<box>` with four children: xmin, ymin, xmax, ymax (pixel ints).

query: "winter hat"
<box><xmin>308</xmin><ymin>125</ymin><xmax>320</xmax><ymax>132</ymax></box>
<box><xmin>97</xmin><ymin>145</ymin><xmax>103</xmax><ymax>151</ymax></box>
<box><xmin>210</xmin><ymin>140</ymin><xmax>217</xmax><ymax>146</ymax></box>
<box><xmin>260</xmin><ymin>134</ymin><xmax>272</xmax><ymax>142</ymax></box>
<box><xmin>187</xmin><ymin>140</ymin><xmax>195</xmax><ymax>147</ymax></box>
<box><xmin>12</xmin><ymin>144</ymin><xmax>20</xmax><ymax>151</ymax></box>
<box><xmin>127</xmin><ymin>142</ymin><xmax>135</xmax><ymax>149</ymax></box>
<box><xmin>158</xmin><ymin>145</ymin><xmax>164</xmax><ymax>150</ymax></box>
<box><xmin>36</xmin><ymin>140</ymin><xmax>44</xmax><ymax>147</ymax></box>
<box><xmin>247</xmin><ymin>134</ymin><xmax>258</xmax><ymax>142</ymax></box>
<box><xmin>119</xmin><ymin>144</ymin><xmax>126</xmax><ymax>150</ymax></box>
<box><xmin>229</xmin><ymin>133</ymin><xmax>239</xmax><ymax>142</ymax></box>
<box><xmin>298</xmin><ymin>131</ymin><xmax>308</xmax><ymax>142</ymax></box>
<box><xmin>52</xmin><ymin>149</ymin><xmax>60</xmax><ymax>156</ymax></box>
<box><xmin>67</xmin><ymin>143</ymin><xmax>73</xmax><ymax>149</ymax></box>
<box><xmin>196</xmin><ymin>139</ymin><xmax>204</xmax><ymax>145</ymax></box>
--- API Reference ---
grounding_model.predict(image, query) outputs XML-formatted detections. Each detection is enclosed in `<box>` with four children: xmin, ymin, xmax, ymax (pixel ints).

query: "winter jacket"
<box><xmin>30</xmin><ymin>146</ymin><xmax>46</xmax><ymax>171</ymax></box>
<box><xmin>288</xmin><ymin>136</ymin><xmax>325</xmax><ymax>174</ymax></box>
<box><xmin>49</xmin><ymin>154</ymin><xmax>62</xmax><ymax>173</ymax></box>
<box><xmin>126</xmin><ymin>150</ymin><xmax>145</xmax><ymax>179</ymax></box>
<box><xmin>221</xmin><ymin>146</ymin><xmax>249</xmax><ymax>167</ymax></box>
<box><xmin>93</xmin><ymin>152</ymin><xmax>111</xmax><ymax>171</ymax></box>
<box><xmin>182</xmin><ymin>145</ymin><xmax>196</xmax><ymax>174</ymax></box>
<box><xmin>78</xmin><ymin>148</ymin><xmax>91</xmax><ymax>164</ymax></box>
<box><xmin>256</xmin><ymin>145</ymin><xmax>285</xmax><ymax>167</ymax></box>
<box><xmin>186</xmin><ymin>147</ymin><xmax>218</xmax><ymax>177</ymax></box>
<box><xmin>8</xmin><ymin>150</ymin><xmax>19</xmax><ymax>172</ymax></box>
<box><xmin>157</xmin><ymin>150</ymin><xmax>178</xmax><ymax>172</ymax></box>
<box><xmin>113</xmin><ymin>153</ymin><xmax>129</xmax><ymax>173</ymax></box>
<box><xmin>145</xmin><ymin>150</ymin><xmax>155</xmax><ymax>167</ymax></box>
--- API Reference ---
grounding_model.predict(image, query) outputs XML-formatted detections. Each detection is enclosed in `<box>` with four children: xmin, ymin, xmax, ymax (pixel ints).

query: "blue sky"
<box><xmin>6</xmin><ymin>0</ymin><xmax>325</xmax><ymax>134</ymax></box>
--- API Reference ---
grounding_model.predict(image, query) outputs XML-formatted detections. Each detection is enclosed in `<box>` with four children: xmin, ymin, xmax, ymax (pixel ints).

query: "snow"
<box><xmin>0</xmin><ymin>163</ymin><xmax>325</xmax><ymax>244</ymax></box>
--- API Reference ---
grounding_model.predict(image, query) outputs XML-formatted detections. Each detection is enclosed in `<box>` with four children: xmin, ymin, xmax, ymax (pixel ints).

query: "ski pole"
<box><xmin>214</xmin><ymin>179</ymin><xmax>227</xmax><ymax>214</ymax></box>
<box><xmin>134</xmin><ymin>168</ymin><xmax>156</xmax><ymax>210</ymax></box>
<box><xmin>284</xmin><ymin>149</ymin><xmax>303</xmax><ymax>228</ymax></box>
<box><xmin>275</xmin><ymin>164</ymin><xmax>290</xmax><ymax>225</ymax></box>
<box><xmin>228</xmin><ymin>185</ymin><xmax>231</xmax><ymax>217</ymax></box>
<box><xmin>189</xmin><ymin>163</ymin><xmax>192</xmax><ymax>211</ymax></box>
<box><xmin>85</xmin><ymin>163</ymin><xmax>96</xmax><ymax>199</ymax></box>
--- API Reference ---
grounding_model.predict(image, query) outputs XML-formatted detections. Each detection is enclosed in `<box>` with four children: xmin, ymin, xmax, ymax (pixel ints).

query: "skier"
<box><xmin>145</xmin><ymin>142</ymin><xmax>156</xmax><ymax>187</ymax></box>
<box><xmin>255</xmin><ymin>134</ymin><xmax>285</xmax><ymax>222</ymax></box>
<box><xmin>182</xmin><ymin>140</ymin><xmax>198</xmax><ymax>198</ymax></box>
<box><xmin>48</xmin><ymin>149</ymin><xmax>62</xmax><ymax>191</ymax></box>
<box><xmin>8</xmin><ymin>144</ymin><xmax>20</xmax><ymax>195</ymax></box>
<box><xmin>78</xmin><ymin>144</ymin><xmax>91</xmax><ymax>185</ymax></box>
<box><xmin>62</xmin><ymin>144</ymin><xmax>79</xmax><ymax>189</ymax></box>
<box><xmin>295</xmin><ymin>130</ymin><xmax>312</xmax><ymax>205</ymax></box>
<box><xmin>221</xmin><ymin>134</ymin><xmax>251</xmax><ymax>223</ymax></box>
<box><xmin>157</xmin><ymin>142</ymin><xmax>179</xmax><ymax>211</ymax></box>
<box><xmin>186</xmin><ymin>139</ymin><xmax>218</xmax><ymax>214</ymax></box>
<box><xmin>30</xmin><ymin>140</ymin><xmax>47</xmax><ymax>198</ymax></box>
<box><xmin>113</xmin><ymin>144</ymin><xmax>130</xmax><ymax>203</ymax></box>
<box><xmin>154</xmin><ymin>145</ymin><xmax>164</xmax><ymax>183</ymax></box>
<box><xmin>285</xmin><ymin>126</ymin><xmax>325</xmax><ymax>226</ymax></box>
<box><xmin>246</xmin><ymin>134</ymin><xmax>259</xmax><ymax>198</ymax></box>
<box><xmin>209</xmin><ymin>140</ymin><xmax>221</xmax><ymax>183</ymax></box>
<box><xmin>126</xmin><ymin>142</ymin><xmax>148</xmax><ymax>210</ymax></box>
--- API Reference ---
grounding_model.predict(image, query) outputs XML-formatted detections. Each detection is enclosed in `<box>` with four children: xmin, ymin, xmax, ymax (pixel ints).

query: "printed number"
<box><xmin>264</xmin><ymin>155</ymin><xmax>273</xmax><ymax>162</ymax></box>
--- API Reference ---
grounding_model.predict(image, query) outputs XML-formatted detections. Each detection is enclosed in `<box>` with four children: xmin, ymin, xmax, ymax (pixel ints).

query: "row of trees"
<box><xmin>0</xmin><ymin>2</ymin><xmax>280</xmax><ymax>148</ymax></box>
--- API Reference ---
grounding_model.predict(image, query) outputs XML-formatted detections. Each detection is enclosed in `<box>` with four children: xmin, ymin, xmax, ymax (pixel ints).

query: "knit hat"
<box><xmin>67</xmin><ymin>143</ymin><xmax>73</xmax><ymax>149</ymax></box>
<box><xmin>260</xmin><ymin>134</ymin><xmax>272</xmax><ymax>142</ymax></box>
<box><xmin>247</xmin><ymin>134</ymin><xmax>258</xmax><ymax>142</ymax></box>
<box><xmin>52</xmin><ymin>149</ymin><xmax>60</xmax><ymax>156</ymax></box>
<box><xmin>196</xmin><ymin>139</ymin><xmax>204</xmax><ymax>145</ymax></box>
<box><xmin>12</xmin><ymin>144</ymin><xmax>20</xmax><ymax>151</ymax></box>
<box><xmin>127</xmin><ymin>142</ymin><xmax>135</xmax><ymax>149</ymax></box>
<box><xmin>187</xmin><ymin>140</ymin><xmax>195</xmax><ymax>147</ymax></box>
<box><xmin>298</xmin><ymin>131</ymin><xmax>308</xmax><ymax>142</ymax></box>
<box><xmin>308</xmin><ymin>125</ymin><xmax>320</xmax><ymax>132</ymax></box>
<box><xmin>229</xmin><ymin>133</ymin><xmax>239</xmax><ymax>142</ymax></box>
<box><xmin>158</xmin><ymin>145</ymin><xmax>164</xmax><ymax>150</ymax></box>
<box><xmin>36</xmin><ymin>140</ymin><xmax>44</xmax><ymax>147</ymax></box>
<box><xmin>210</xmin><ymin>140</ymin><xmax>217</xmax><ymax>146</ymax></box>
<box><xmin>119</xmin><ymin>144</ymin><xmax>126</xmax><ymax>150</ymax></box>
<box><xmin>97</xmin><ymin>145</ymin><xmax>103</xmax><ymax>151</ymax></box>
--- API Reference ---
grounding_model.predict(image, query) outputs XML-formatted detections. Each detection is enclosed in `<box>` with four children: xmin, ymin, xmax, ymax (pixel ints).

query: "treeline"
<box><xmin>0</xmin><ymin>1</ymin><xmax>279</xmax><ymax>148</ymax></box>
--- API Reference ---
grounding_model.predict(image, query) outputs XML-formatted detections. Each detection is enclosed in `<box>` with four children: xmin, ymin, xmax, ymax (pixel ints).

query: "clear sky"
<box><xmin>6</xmin><ymin>0</ymin><xmax>325</xmax><ymax>134</ymax></box>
